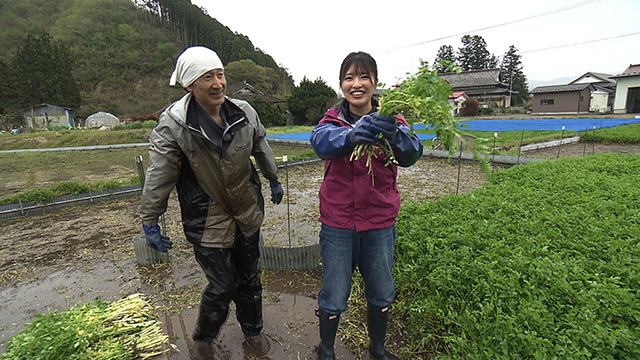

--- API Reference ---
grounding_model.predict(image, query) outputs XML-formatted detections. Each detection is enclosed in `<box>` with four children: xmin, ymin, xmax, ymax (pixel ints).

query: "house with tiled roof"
<box><xmin>611</xmin><ymin>64</ymin><xmax>640</xmax><ymax>114</ymax></box>
<box><xmin>530</xmin><ymin>71</ymin><xmax>618</xmax><ymax>114</ymax></box>
<box><xmin>439</xmin><ymin>69</ymin><xmax>513</xmax><ymax>108</ymax></box>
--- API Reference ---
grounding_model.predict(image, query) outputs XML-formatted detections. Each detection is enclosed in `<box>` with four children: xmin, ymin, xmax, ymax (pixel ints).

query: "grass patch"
<box><xmin>0</xmin><ymin>178</ymin><xmax>140</xmax><ymax>205</ymax></box>
<box><xmin>394</xmin><ymin>153</ymin><xmax>640</xmax><ymax>359</ymax></box>
<box><xmin>0</xmin><ymin>129</ymin><xmax>151</xmax><ymax>150</ymax></box>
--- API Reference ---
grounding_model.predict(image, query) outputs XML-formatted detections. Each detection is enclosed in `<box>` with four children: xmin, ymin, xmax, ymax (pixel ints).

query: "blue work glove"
<box><xmin>348</xmin><ymin>115</ymin><xmax>378</xmax><ymax>144</ymax></box>
<box><xmin>270</xmin><ymin>182</ymin><xmax>284</xmax><ymax>204</ymax></box>
<box><xmin>370</xmin><ymin>112</ymin><xmax>398</xmax><ymax>140</ymax></box>
<box><xmin>142</xmin><ymin>224</ymin><xmax>172</xmax><ymax>253</ymax></box>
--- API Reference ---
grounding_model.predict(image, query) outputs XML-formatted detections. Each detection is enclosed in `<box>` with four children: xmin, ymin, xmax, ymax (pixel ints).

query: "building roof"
<box><xmin>21</xmin><ymin>103</ymin><xmax>72</xmax><ymax>112</ymax></box>
<box><xmin>611</xmin><ymin>64</ymin><xmax>640</xmax><ymax>79</ymax></box>
<box><xmin>450</xmin><ymin>91</ymin><xmax>468</xmax><ymax>98</ymax></box>
<box><xmin>530</xmin><ymin>83</ymin><xmax>592</xmax><ymax>94</ymax></box>
<box><xmin>227</xmin><ymin>82</ymin><xmax>285</xmax><ymax>103</ymax></box>
<box><xmin>439</xmin><ymin>68</ymin><xmax>505</xmax><ymax>88</ymax></box>
<box><xmin>569</xmin><ymin>72</ymin><xmax>616</xmax><ymax>85</ymax></box>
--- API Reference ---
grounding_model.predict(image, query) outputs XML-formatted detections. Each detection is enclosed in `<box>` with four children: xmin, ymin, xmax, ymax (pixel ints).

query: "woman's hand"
<box><xmin>349</xmin><ymin>115</ymin><xmax>379</xmax><ymax>144</ymax></box>
<box><xmin>369</xmin><ymin>113</ymin><xmax>397</xmax><ymax>140</ymax></box>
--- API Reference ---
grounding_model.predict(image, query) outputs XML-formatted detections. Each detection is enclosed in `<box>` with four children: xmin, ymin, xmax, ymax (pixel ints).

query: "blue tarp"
<box><xmin>267</xmin><ymin>133</ymin><xmax>437</xmax><ymax>141</ymax></box>
<box><xmin>413</xmin><ymin>118</ymin><xmax>640</xmax><ymax>132</ymax></box>
<box><xmin>266</xmin><ymin>118</ymin><xmax>640</xmax><ymax>141</ymax></box>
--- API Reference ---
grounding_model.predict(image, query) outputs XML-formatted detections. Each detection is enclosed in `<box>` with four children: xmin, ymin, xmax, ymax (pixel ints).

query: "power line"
<box><xmin>521</xmin><ymin>31</ymin><xmax>640</xmax><ymax>53</ymax></box>
<box><xmin>389</xmin><ymin>0</ymin><xmax>603</xmax><ymax>51</ymax></box>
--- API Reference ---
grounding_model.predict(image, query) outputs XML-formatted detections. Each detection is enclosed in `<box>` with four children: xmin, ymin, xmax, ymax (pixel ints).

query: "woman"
<box><xmin>310</xmin><ymin>52</ymin><xmax>423</xmax><ymax>360</ymax></box>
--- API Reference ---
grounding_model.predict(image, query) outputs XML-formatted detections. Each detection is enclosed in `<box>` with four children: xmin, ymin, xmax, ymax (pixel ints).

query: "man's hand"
<box><xmin>143</xmin><ymin>224</ymin><xmax>173</xmax><ymax>253</ymax></box>
<box><xmin>348</xmin><ymin>115</ymin><xmax>379</xmax><ymax>144</ymax></box>
<box><xmin>370</xmin><ymin>112</ymin><xmax>398</xmax><ymax>140</ymax></box>
<box><xmin>270</xmin><ymin>182</ymin><xmax>284</xmax><ymax>204</ymax></box>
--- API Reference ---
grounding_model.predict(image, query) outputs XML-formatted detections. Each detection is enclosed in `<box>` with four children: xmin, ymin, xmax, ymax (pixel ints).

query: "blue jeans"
<box><xmin>318</xmin><ymin>224</ymin><xmax>396</xmax><ymax>315</ymax></box>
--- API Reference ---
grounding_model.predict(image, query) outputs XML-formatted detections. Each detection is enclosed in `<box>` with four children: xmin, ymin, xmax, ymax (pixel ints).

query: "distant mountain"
<box><xmin>0</xmin><ymin>0</ymin><xmax>293</xmax><ymax>118</ymax></box>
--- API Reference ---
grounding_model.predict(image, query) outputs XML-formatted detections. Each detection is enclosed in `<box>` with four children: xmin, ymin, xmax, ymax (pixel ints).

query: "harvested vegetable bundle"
<box><xmin>1</xmin><ymin>293</ymin><xmax>174</xmax><ymax>360</ymax></box>
<box><xmin>351</xmin><ymin>61</ymin><xmax>462</xmax><ymax>179</ymax></box>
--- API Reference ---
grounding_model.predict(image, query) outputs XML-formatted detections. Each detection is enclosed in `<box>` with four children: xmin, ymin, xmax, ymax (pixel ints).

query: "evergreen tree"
<box><xmin>500</xmin><ymin>45</ymin><xmax>529</xmax><ymax>106</ymax></box>
<box><xmin>457</xmin><ymin>35</ymin><xmax>498</xmax><ymax>71</ymax></box>
<box><xmin>10</xmin><ymin>31</ymin><xmax>81</xmax><ymax>109</ymax></box>
<box><xmin>433</xmin><ymin>45</ymin><xmax>457</xmax><ymax>73</ymax></box>
<box><xmin>286</xmin><ymin>77</ymin><xmax>337</xmax><ymax>125</ymax></box>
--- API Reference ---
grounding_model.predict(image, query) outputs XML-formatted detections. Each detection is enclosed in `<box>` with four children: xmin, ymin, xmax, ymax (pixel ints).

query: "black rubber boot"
<box><xmin>190</xmin><ymin>339</ymin><xmax>216</xmax><ymax>360</ymax></box>
<box><xmin>367</xmin><ymin>304</ymin><xmax>399</xmax><ymax>360</ymax></box>
<box><xmin>316</xmin><ymin>308</ymin><xmax>340</xmax><ymax>360</ymax></box>
<box><xmin>244</xmin><ymin>333</ymin><xmax>271</xmax><ymax>355</ymax></box>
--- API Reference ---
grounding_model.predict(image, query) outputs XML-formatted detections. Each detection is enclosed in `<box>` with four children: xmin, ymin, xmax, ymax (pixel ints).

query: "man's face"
<box><xmin>187</xmin><ymin>69</ymin><xmax>226</xmax><ymax>110</ymax></box>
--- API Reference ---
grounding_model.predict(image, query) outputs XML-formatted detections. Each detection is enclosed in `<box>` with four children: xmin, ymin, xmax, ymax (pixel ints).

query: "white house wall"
<box><xmin>589</xmin><ymin>91</ymin><xmax>608</xmax><ymax>113</ymax></box>
<box><xmin>613</xmin><ymin>77</ymin><xmax>640</xmax><ymax>114</ymax></box>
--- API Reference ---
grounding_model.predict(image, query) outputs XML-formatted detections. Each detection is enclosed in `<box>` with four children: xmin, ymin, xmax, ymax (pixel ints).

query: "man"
<box><xmin>139</xmin><ymin>46</ymin><xmax>284</xmax><ymax>359</ymax></box>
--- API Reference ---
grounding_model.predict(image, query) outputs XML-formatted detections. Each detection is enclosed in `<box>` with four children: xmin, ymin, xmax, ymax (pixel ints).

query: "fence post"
<box><xmin>283</xmin><ymin>155</ymin><xmax>291</xmax><ymax>248</ymax></box>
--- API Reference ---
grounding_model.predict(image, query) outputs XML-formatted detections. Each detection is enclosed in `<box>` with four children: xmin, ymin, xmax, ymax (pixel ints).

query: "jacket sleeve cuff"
<box><xmin>310</xmin><ymin>123</ymin><xmax>355</xmax><ymax>159</ymax></box>
<box><xmin>390</xmin><ymin>124</ymin><xmax>424</xmax><ymax>167</ymax></box>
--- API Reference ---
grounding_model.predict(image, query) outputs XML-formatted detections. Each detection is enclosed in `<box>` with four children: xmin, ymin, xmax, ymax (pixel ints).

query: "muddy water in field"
<box><xmin>0</xmin><ymin>157</ymin><xmax>488</xmax><ymax>358</ymax></box>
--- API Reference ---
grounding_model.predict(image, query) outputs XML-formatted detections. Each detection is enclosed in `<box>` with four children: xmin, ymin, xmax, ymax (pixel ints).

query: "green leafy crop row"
<box><xmin>394</xmin><ymin>153</ymin><xmax>640</xmax><ymax>359</ymax></box>
<box><xmin>581</xmin><ymin>123</ymin><xmax>640</xmax><ymax>144</ymax></box>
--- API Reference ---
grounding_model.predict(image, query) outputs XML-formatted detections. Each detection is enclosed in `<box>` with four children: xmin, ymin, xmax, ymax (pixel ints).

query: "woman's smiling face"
<box><xmin>341</xmin><ymin>65</ymin><xmax>376</xmax><ymax>116</ymax></box>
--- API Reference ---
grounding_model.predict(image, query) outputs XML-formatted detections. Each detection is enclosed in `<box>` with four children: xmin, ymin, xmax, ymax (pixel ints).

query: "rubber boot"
<box><xmin>190</xmin><ymin>339</ymin><xmax>215</xmax><ymax>360</ymax></box>
<box><xmin>367</xmin><ymin>304</ymin><xmax>399</xmax><ymax>360</ymax></box>
<box><xmin>244</xmin><ymin>333</ymin><xmax>271</xmax><ymax>355</ymax></box>
<box><xmin>316</xmin><ymin>308</ymin><xmax>340</xmax><ymax>360</ymax></box>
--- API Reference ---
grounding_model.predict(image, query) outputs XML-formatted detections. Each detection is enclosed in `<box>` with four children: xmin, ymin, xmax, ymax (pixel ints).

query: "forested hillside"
<box><xmin>0</xmin><ymin>0</ymin><xmax>293</xmax><ymax>122</ymax></box>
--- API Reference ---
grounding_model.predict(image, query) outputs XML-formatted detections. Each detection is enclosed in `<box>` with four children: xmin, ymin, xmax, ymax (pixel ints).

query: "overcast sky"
<box><xmin>191</xmin><ymin>0</ymin><xmax>639</xmax><ymax>92</ymax></box>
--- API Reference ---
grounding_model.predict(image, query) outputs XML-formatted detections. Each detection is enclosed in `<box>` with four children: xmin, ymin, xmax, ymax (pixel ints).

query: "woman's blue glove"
<box><xmin>270</xmin><ymin>182</ymin><xmax>284</xmax><ymax>204</ymax></box>
<box><xmin>143</xmin><ymin>224</ymin><xmax>172</xmax><ymax>253</ymax></box>
<box><xmin>348</xmin><ymin>115</ymin><xmax>378</xmax><ymax>144</ymax></box>
<box><xmin>369</xmin><ymin>112</ymin><xmax>398</xmax><ymax>140</ymax></box>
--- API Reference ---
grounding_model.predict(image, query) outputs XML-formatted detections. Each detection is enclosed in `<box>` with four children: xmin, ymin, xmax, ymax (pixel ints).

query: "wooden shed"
<box><xmin>22</xmin><ymin>103</ymin><xmax>74</xmax><ymax>129</ymax></box>
<box><xmin>530</xmin><ymin>83</ymin><xmax>595</xmax><ymax>114</ymax></box>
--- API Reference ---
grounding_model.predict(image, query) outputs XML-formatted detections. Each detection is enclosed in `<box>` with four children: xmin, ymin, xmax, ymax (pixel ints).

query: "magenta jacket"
<box><xmin>310</xmin><ymin>100</ymin><xmax>423</xmax><ymax>232</ymax></box>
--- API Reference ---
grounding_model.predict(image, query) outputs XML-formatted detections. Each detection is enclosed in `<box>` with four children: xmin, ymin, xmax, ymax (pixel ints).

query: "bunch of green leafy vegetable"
<box><xmin>1</xmin><ymin>293</ymin><xmax>174</xmax><ymax>360</ymax></box>
<box><xmin>351</xmin><ymin>60</ymin><xmax>462</xmax><ymax>180</ymax></box>
<box><xmin>392</xmin><ymin>153</ymin><xmax>640</xmax><ymax>359</ymax></box>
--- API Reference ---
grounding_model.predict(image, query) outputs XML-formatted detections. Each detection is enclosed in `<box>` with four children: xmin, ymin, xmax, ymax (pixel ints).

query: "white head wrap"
<box><xmin>169</xmin><ymin>46</ymin><xmax>224</xmax><ymax>88</ymax></box>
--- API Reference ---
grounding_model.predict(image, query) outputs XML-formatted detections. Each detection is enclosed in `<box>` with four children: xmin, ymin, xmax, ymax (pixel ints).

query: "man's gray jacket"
<box><xmin>140</xmin><ymin>92</ymin><xmax>279</xmax><ymax>248</ymax></box>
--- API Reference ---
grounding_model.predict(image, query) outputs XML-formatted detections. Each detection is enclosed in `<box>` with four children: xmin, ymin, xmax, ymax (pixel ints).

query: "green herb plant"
<box><xmin>350</xmin><ymin>60</ymin><xmax>463</xmax><ymax>183</ymax></box>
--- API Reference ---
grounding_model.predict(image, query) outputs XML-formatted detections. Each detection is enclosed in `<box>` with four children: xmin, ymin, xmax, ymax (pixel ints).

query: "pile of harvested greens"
<box><xmin>1</xmin><ymin>293</ymin><xmax>174</xmax><ymax>360</ymax></box>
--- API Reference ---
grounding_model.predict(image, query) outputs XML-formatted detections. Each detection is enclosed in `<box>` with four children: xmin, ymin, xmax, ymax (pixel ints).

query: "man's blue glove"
<box><xmin>270</xmin><ymin>182</ymin><xmax>284</xmax><ymax>204</ymax></box>
<box><xmin>143</xmin><ymin>224</ymin><xmax>172</xmax><ymax>253</ymax></box>
<box><xmin>370</xmin><ymin>112</ymin><xmax>398</xmax><ymax>140</ymax></box>
<box><xmin>348</xmin><ymin>115</ymin><xmax>378</xmax><ymax>144</ymax></box>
